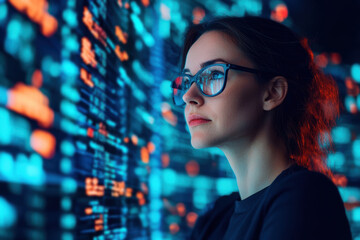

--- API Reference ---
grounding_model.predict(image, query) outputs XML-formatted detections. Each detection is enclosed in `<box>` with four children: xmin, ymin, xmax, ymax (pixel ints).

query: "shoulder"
<box><xmin>271</xmin><ymin>164</ymin><xmax>340</xmax><ymax>197</ymax></box>
<box><xmin>260</xmin><ymin>165</ymin><xmax>352</xmax><ymax>239</ymax></box>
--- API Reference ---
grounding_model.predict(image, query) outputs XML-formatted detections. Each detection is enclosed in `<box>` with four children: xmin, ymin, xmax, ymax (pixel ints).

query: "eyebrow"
<box><xmin>183</xmin><ymin>58</ymin><xmax>228</xmax><ymax>74</ymax></box>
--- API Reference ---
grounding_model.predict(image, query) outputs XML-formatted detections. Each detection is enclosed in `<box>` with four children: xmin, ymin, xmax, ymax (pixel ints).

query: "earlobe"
<box><xmin>263</xmin><ymin>76</ymin><xmax>288</xmax><ymax>111</ymax></box>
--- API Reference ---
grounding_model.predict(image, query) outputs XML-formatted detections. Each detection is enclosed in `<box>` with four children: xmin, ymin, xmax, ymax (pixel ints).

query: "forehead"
<box><xmin>184</xmin><ymin>30</ymin><xmax>253</xmax><ymax>73</ymax></box>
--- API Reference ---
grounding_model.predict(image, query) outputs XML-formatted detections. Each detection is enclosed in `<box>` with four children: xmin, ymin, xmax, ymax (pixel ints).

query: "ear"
<box><xmin>262</xmin><ymin>76</ymin><xmax>288</xmax><ymax>111</ymax></box>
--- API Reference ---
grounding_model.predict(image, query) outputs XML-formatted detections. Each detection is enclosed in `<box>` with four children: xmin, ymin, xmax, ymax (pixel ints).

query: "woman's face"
<box><xmin>183</xmin><ymin>30</ymin><xmax>266</xmax><ymax>149</ymax></box>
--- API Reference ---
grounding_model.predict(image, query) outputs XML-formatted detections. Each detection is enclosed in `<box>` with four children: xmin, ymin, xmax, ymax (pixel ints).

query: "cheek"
<box><xmin>214</xmin><ymin>82</ymin><xmax>263</xmax><ymax>130</ymax></box>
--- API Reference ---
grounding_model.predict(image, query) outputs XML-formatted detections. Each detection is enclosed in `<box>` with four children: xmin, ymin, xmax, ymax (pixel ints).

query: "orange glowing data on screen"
<box><xmin>185</xmin><ymin>160</ymin><xmax>199</xmax><ymax>177</ymax></box>
<box><xmin>125</xmin><ymin>187</ymin><xmax>133</xmax><ymax>197</ymax></box>
<box><xmin>115</xmin><ymin>26</ymin><xmax>128</xmax><ymax>44</ymax></box>
<box><xmin>98</xmin><ymin>122</ymin><xmax>108</xmax><ymax>137</ymax></box>
<box><xmin>147</xmin><ymin>141</ymin><xmax>155</xmax><ymax>153</ymax></box>
<box><xmin>94</xmin><ymin>214</ymin><xmax>103</xmax><ymax>231</ymax></box>
<box><xmin>82</xmin><ymin>7</ymin><xmax>107</xmax><ymax>46</ymax></box>
<box><xmin>7</xmin><ymin>81</ymin><xmax>54</xmax><ymax>128</ymax></box>
<box><xmin>131</xmin><ymin>135</ymin><xmax>138</xmax><ymax>145</ymax></box>
<box><xmin>85</xmin><ymin>177</ymin><xmax>105</xmax><ymax>196</ymax></box>
<box><xmin>112</xmin><ymin>180</ymin><xmax>125</xmax><ymax>197</ymax></box>
<box><xmin>80</xmin><ymin>68</ymin><xmax>94</xmax><ymax>87</ymax></box>
<box><xmin>81</xmin><ymin>37</ymin><xmax>98</xmax><ymax>67</ymax></box>
<box><xmin>345</xmin><ymin>77</ymin><xmax>360</xmax><ymax>96</ymax></box>
<box><xmin>85</xmin><ymin>207</ymin><xmax>93</xmax><ymax>215</ymax></box>
<box><xmin>141</xmin><ymin>0</ymin><xmax>150</xmax><ymax>7</ymax></box>
<box><xmin>162</xmin><ymin>108</ymin><xmax>177</xmax><ymax>126</ymax></box>
<box><xmin>136</xmin><ymin>191</ymin><xmax>146</xmax><ymax>205</ymax></box>
<box><xmin>192</xmin><ymin>7</ymin><xmax>205</xmax><ymax>24</ymax></box>
<box><xmin>176</xmin><ymin>203</ymin><xmax>186</xmax><ymax>217</ymax></box>
<box><xmin>30</xmin><ymin>129</ymin><xmax>56</xmax><ymax>159</ymax></box>
<box><xmin>271</xmin><ymin>4</ymin><xmax>288</xmax><ymax>23</ymax></box>
<box><xmin>115</xmin><ymin>45</ymin><xmax>129</xmax><ymax>62</ymax></box>
<box><xmin>186</xmin><ymin>212</ymin><xmax>198</xmax><ymax>227</ymax></box>
<box><xmin>169</xmin><ymin>223</ymin><xmax>180</xmax><ymax>234</ymax></box>
<box><xmin>87</xmin><ymin>127</ymin><xmax>94</xmax><ymax>138</ymax></box>
<box><xmin>117</xmin><ymin>0</ymin><xmax>123</xmax><ymax>7</ymax></box>
<box><xmin>141</xmin><ymin>147</ymin><xmax>149</xmax><ymax>164</ymax></box>
<box><xmin>8</xmin><ymin>0</ymin><xmax>58</xmax><ymax>37</ymax></box>
<box><xmin>161</xmin><ymin>153</ymin><xmax>170</xmax><ymax>168</ymax></box>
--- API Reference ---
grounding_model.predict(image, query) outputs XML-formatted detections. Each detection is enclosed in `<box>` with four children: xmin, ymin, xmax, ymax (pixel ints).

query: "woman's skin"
<box><xmin>183</xmin><ymin>30</ymin><xmax>292</xmax><ymax>200</ymax></box>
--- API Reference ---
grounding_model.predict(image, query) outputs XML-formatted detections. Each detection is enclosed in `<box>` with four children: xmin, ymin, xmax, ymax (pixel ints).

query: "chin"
<box><xmin>191</xmin><ymin>138</ymin><xmax>214</xmax><ymax>149</ymax></box>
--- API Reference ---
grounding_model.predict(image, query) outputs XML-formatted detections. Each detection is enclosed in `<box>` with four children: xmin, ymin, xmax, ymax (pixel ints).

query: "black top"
<box><xmin>190</xmin><ymin>164</ymin><xmax>352</xmax><ymax>240</ymax></box>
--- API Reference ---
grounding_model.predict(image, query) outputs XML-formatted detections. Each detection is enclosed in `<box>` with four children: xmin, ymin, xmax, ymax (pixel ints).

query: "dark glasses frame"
<box><xmin>171</xmin><ymin>63</ymin><xmax>263</xmax><ymax>106</ymax></box>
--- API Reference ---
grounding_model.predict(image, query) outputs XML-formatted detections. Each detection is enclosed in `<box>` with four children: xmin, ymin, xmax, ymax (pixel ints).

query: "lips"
<box><xmin>187</xmin><ymin>114</ymin><xmax>211</xmax><ymax>127</ymax></box>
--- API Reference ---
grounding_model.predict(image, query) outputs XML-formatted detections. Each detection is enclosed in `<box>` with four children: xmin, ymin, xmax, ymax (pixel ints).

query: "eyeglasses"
<box><xmin>171</xmin><ymin>63</ymin><xmax>262</xmax><ymax>106</ymax></box>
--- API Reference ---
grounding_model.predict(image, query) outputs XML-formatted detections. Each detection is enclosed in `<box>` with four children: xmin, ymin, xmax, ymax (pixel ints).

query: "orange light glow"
<box><xmin>176</xmin><ymin>203</ymin><xmax>186</xmax><ymax>217</ymax></box>
<box><xmin>141</xmin><ymin>147</ymin><xmax>150</xmax><ymax>164</ymax></box>
<box><xmin>98</xmin><ymin>122</ymin><xmax>108</xmax><ymax>137</ymax></box>
<box><xmin>147</xmin><ymin>142</ymin><xmax>156</xmax><ymax>153</ymax></box>
<box><xmin>30</xmin><ymin>129</ymin><xmax>56</xmax><ymax>159</ymax></box>
<box><xmin>115</xmin><ymin>26</ymin><xmax>128</xmax><ymax>44</ymax></box>
<box><xmin>332</xmin><ymin>174</ymin><xmax>348</xmax><ymax>187</ymax></box>
<box><xmin>87</xmin><ymin>128</ymin><xmax>94</xmax><ymax>138</ymax></box>
<box><xmin>31</xmin><ymin>70</ymin><xmax>43</xmax><ymax>88</ymax></box>
<box><xmin>125</xmin><ymin>2</ymin><xmax>130</xmax><ymax>9</ymax></box>
<box><xmin>82</xmin><ymin>7</ymin><xmax>107</xmax><ymax>46</ymax></box>
<box><xmin>85</xmin><ymin>177</ymin><xmax>105</xmax><ymax>196</ymax></box>
<box><xmin>112</xmin><ymin>180</ymin><xmax>125</xmax><ymax>197</ymax></box>
<box><xmin>161</xmin><ymin>153</ymin><xmax>170</xmax><ymax>168</ymax></box>
<box><xmin>169</xmin><ymin>223</ymin><xmax>180</xmax><ymax>234</ymax></box>
<box><xmin>8</xmin><ymin>0</ymin><xmax>58</xmax><ymax>37</ymax></box>
<box><xmin>185</xmin><ymin>160</ymin><xmax>199</xmax><ymax>177</ymax></box>
<box><xmin>192</xmin><ymin>7</ymin><xmax>205</xmax><ymax>24</ymax></box>
<box><xmin>131</xmin><ymin>135</ymin><xmax>138</xmax><ymax>145</ymax></box>
<box><xmin>115</xmin><ymin>45</ymin><xmax>129</xmax><ymax>61</ymax></box>
<box><xmin>80</xmin><ymin>68</ymin><xmax>94</xmax><ymax>88</ymax></box>
<box><xmin>94</xmin><ymin>214</ymin><xmax>103</xmax><ymax>231</ymax></box>
<box><xmin>81</xmin><ymin>37</ymin><xmax>97</xmax><ymax>67</ymax></box>
<box><xmin>124</xmin><ymin>137</ymin><xmax>129</xmax><ymax>143</ymax></box>
<box><xmin>345</xmin><ymin>77</ymin><xmax>360</xmax><ymax>96</ymax></box>
<box><xmin>141</xmin><ymin>0</ymin><xmax>150</xmax><ymax>7</ymax></box>
<box><xmin>271</xmin><ymin>4</ymin><xmax>288</xmax><ymax>22</ymax></box>
<box><xmin>85</xmin><ymin>207</ymin><xmax>92</xmax><ymax>215</ymax></box>
<box><xmin>350</xmin><ymin>104</ymin><xmax>357</xmax><ymax>114</ymax></box>
<box><xmin>186</xmin><ymin>212</ymin><xmax>198</xmax><ymax>227</ymax></box>
<box><xmin>125</xmin><ymin>188</ymin><xmax>133</xmax><ymax>197</ymax></box>
<box><xmin>344</xmin><ymin>201</ymin><xmax>360</xmax><ymax>211</ymax></box>
<box><xmin>7</xmin><ymin>82</ymin><xmax>54</xmax><ymax>128</ymax></box>
<box><xmin>136</xmin><ymin>192</ymin><xmax>146</xmax><ymax>205</ymax></box>
<box><xmin>161</xmin><ymin>103</ymin><xmax>177</xmax><ymax>126</ymax></box>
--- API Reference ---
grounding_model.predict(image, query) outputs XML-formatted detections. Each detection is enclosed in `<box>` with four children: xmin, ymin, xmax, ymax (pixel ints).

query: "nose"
<box><xmin>182</xmin><ymin>82</ymin><xmax>204</xmax><ymax>106</ymax></box>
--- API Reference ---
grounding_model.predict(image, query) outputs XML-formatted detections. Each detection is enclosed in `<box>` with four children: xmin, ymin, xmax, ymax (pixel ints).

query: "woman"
<box><xmin>171</xmin><ymin>16</ymin><xmax>352</xmax><ymax>239</ymax></box>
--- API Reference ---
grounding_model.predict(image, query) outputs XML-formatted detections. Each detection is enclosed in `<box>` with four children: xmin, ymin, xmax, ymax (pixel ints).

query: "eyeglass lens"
<box><xmin>172</xmin><ymin>65</ymin><xmax>226</xmax><ymax>106</ymax></box>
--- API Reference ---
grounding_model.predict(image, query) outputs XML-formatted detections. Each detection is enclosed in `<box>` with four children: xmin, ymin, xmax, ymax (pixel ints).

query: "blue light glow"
<box><xmin>351</xmin><ymin>63</ymin><xmax>360</xmax><ymax>83</ymax></box>
<box><xmin>0</xmin><ymin>197</ymin><xmax>17</xmax><ymax>228</ymax></box>
<box><xmin>332</xmin><ymin>126</ymin><xmax>351</xmax><ymax>144</ymax></box>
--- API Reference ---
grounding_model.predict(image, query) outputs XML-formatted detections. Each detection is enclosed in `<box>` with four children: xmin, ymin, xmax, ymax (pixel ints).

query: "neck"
<box><xmin>218</xmin><ymin>115</ymin><xmax>291</xmax><ymax>200</ymax></box>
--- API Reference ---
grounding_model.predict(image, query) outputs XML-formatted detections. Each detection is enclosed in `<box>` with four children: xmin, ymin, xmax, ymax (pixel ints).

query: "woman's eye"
<box><xmin>210</xmin><ymin>71</ymin><xmax>224</xmax><ymax>79</ymax></box>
